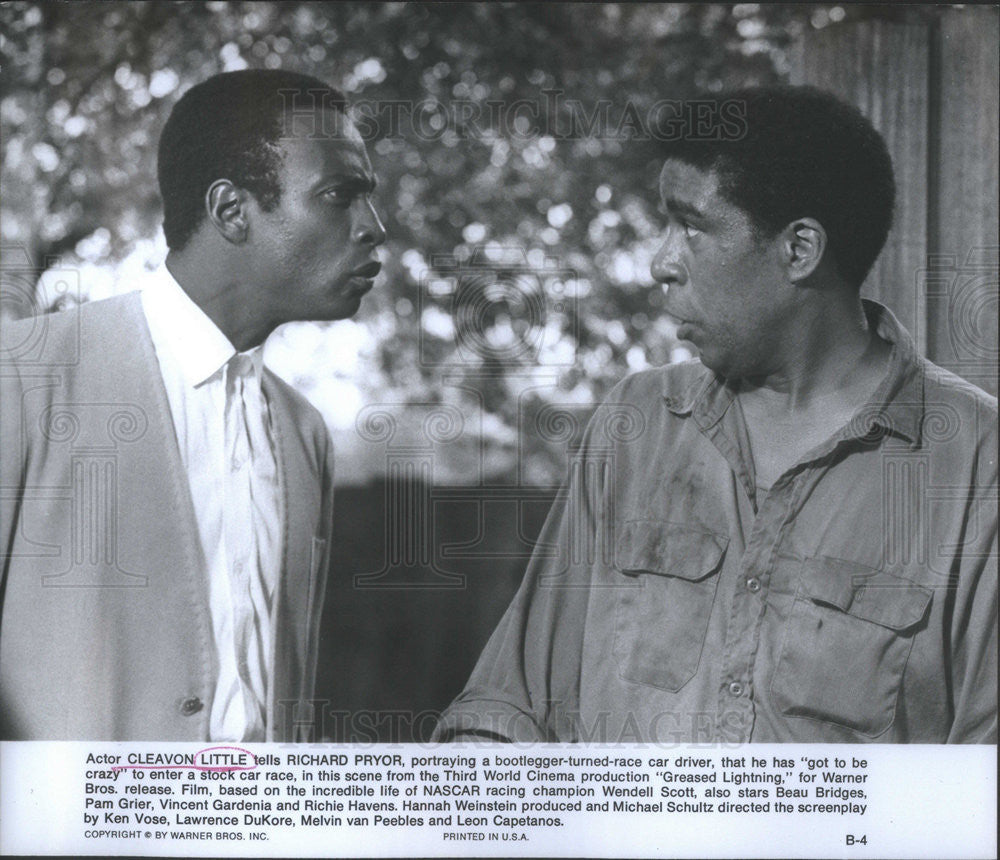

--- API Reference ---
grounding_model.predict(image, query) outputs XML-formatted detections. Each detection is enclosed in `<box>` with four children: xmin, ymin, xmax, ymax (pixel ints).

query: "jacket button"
<box><xmin>728</xmin><ymin>681</ymin><xmax>744</xmax><ymax>697</ymax></box>
<box><xmin>180</xmin><ymin>697</ymin><xmax>203</xmax><ymax>716</ymax></box>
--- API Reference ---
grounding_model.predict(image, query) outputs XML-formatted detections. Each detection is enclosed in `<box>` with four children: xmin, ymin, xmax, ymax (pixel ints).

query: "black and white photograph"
<box><xmin>0</xmin><ymin>2</ymin><xmax>996</xmax><ymax>857</ymax></box>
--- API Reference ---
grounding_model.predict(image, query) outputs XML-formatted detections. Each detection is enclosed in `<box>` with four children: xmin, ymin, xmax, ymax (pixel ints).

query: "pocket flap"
<box><xmin>800</xmin><ymin>557</ymin><xmax>932</xmax><ymax>630</ymax></box>
<box><xmin>615</xmin><ymin>520</ymin><xmax>728</xmax><ymax>582</ymax></box>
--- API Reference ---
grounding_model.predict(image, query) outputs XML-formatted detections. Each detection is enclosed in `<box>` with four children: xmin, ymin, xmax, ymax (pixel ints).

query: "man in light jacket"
<box><xmin>0</xmin><ymin>69</ymin><xmax>385</xmax><ymax>741</ymax></box>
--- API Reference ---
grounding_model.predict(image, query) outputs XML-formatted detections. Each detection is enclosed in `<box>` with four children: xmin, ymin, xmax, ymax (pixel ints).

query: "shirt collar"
<box><xmin>663</xmin><ymin>299</ymin><xmax>925</xmax><ymax>446</ymax></box>
<box><xmin>142</xmin><ymin>265</ymin><xmax>241</xmax><ymax>388</ymax></box>
<box><xmin>663</xmin><ymin>366</ymin><xmax>728</xmax><ymax>427</ymax></box>
<box><xmin>227</xmin><ymin>347</ymin><xmax>266</xmax><ymax>382</ymax></box>
<box><xmin>854</xmin><ymin>299</ymin><xmax>924</xmax><ymax>446</ymax></box>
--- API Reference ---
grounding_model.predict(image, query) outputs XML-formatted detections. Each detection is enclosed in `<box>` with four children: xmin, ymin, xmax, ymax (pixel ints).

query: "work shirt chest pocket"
<box><xmin>770</xmin><ymin>558</ymin><xmax>932</xmax><ymax>737</ymax></box>
<box><xmin>612</xmin><ymin>521</ymin><xmax>728</xmax><ymax>693</ymax></box>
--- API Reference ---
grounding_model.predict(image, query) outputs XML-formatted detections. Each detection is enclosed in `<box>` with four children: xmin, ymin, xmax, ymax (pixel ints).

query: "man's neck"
<box><xmin>734</xmin><ymin>297</ymin><xmax>893</xmax><ymax>490</ymax></box>
<box><xmin>165</xmin><ymin>252</ymin><xmax>275</xmax><ymax>352</ymax></box>
<box><xmin>738</xmin><ymin>296</ymin><xmax>890</xmax><ymax>415</ymax></box>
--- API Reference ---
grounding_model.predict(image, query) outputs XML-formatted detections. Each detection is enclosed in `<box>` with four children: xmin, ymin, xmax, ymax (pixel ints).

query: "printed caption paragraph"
<box><xmin>0</xmin><ymin>743</ymin><xmax>995</xmax><ymax>858</ymax></box>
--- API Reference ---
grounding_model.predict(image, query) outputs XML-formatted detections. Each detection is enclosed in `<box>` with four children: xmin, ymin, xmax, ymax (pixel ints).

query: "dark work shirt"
<box><xmin>434</xmin><ymin>303</ymin><xmax>998</xmax><ymax>743</ymax></box>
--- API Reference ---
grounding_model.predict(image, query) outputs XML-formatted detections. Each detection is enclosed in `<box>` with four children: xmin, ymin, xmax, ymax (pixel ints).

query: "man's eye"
<box><xmin>660</xmin><ymin>210</ymin><xmax>700</xmax><ymax>239</ymax></box>
<box><xmin>323</xmin><ymin>188</ymin><xmax>353</xmax><ymax>205</ymax></box>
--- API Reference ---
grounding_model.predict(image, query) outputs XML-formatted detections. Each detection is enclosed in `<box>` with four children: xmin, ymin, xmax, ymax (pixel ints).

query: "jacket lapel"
<box><xmin>262</xmin><ymin>371</ymin><xmax>323</xmax><ymax>740</ymax></box>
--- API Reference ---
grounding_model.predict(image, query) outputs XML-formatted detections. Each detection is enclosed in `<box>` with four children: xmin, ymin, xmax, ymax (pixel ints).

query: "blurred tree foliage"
<box><xmin>2</xmin><ymin>1</ymin><xmax>863</xmax><ymax>481</ymax></box>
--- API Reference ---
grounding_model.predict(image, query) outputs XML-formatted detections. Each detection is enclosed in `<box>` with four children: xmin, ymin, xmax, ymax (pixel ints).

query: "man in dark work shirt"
<box><xmin>434</xmin><ymin>85</ymin><xmax>997</xmax><ymax>744</ymax></box>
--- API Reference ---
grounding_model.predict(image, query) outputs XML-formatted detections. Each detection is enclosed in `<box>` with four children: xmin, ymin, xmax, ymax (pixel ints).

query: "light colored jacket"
<box><xmin>0</xmin><ymin>293</ymin><xmax>333</xmax><ymax>740</ymax></box>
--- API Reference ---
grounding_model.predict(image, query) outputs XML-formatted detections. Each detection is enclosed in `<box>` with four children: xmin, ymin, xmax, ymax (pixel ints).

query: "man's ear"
<box><xmin>205</xmin><ymin>180</ymin><xmax>249</xmax><ymax>244</ymax></box>
<box><xmin>782</xmin><ymin>217</ymin><xmax>826</xmax><ymax>283</ymax></box>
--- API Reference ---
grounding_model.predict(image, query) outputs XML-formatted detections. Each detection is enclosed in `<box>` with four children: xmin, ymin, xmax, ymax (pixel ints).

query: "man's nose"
<box><xmin>650</xmin><ymin>240</ymin><xmax>686</xmax><ymax>287</ymax></box>
<box><xmin>354</xmin><ymin>198</ymin><xmax>387</xmax><ymax>246</ymax></box>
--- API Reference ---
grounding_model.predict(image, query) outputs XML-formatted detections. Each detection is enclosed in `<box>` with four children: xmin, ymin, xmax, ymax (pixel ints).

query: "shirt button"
<box><xmin>728</xmin><ymin>681</ymin><xmax>744</xmax><ymax>698</ymax></box>
<box><xmin>234</xmin><ymin>561</ymin><xmax>244</xmax><ymax>575</ymax></box>
<box><xmin>180</xmin><ymin>697</ymin><xmax>203</xmax><ymax>716</ymax></box>
<box><xmin>231</xmin><ymin>457</ymin><xmax>244</xmax><ymax>471</ymax></box>
<box><xmin>746</xmin><ymin>577</ymin><xmax>761</xmax><ymax>593</ymax></box>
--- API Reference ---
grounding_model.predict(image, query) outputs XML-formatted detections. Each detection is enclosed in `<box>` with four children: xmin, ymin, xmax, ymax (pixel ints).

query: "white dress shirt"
<box><xmin>141</xmin><ymin>266</ymin><xmax>284</xmax><ymax>742</ymax></box>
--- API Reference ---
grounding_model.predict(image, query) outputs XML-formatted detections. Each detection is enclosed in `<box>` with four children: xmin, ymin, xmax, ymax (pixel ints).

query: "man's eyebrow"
<box><xmin>660</xmin><ymin>196</ymin><xmax>704</xmax><ymax>220</ymax></box>
<box><xmin>315</xmin><ymin>172</ymin><xmax>377</xmax><ymax>192</ymax></box>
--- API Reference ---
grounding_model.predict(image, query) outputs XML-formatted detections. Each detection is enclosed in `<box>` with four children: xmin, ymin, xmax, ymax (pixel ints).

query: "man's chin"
<box><xmin>319</xmin><ymin>310</ymin><xmax>356</xmax><ymax>324</ymax></box>
<box><xmin>329</xmin><ymin>295</ymin><xmax>365</xmax><ymax>321</ymax></box>
<box><xmin>291</xmin><ymin>297</ymin><xmax>364</xmax><ymax>324</ymax></box>
<box><xmin>694</xmin><ymin>346</ymin><xmax>731</xmax><ymax>377</ymax></box>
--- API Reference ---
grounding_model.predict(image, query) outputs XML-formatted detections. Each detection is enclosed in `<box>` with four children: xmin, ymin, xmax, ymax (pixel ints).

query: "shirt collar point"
<box><xmin>663</xmin><ymin>362</ymin><xmax>713</xmax><ymax>416</ymax></box>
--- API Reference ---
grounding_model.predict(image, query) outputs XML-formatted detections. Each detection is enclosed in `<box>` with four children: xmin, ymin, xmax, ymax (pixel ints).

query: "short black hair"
<box><xmin>158</xmin><ymin>69</ymin><xmax>347</xmax><ymax>251</ymax></box>
<box><xmin>660</xmin><ymin>85</ymin><xmax>895</xmax><ymax>288</ymax></box>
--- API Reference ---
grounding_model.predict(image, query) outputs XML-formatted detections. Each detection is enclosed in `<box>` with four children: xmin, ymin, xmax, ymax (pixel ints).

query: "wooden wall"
<box><xmin>790</xmin><ymin>7</ymin><xmax>999</xmax><ymax>395</ymax></box>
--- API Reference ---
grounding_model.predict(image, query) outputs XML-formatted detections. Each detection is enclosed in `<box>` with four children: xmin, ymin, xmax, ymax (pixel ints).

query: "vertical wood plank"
<box><xmin>789</xmin><ymin>20</ymin><xmax>930</xmax><ymax>351</ymax></box>
<box><xmin>928</xmin><ymin>8</ymin><xmax>999</xmax><ymax>395</ymax></box>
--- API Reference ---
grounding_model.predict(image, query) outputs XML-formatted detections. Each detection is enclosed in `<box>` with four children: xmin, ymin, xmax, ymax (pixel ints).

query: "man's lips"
<box><xmin>675</xmin><ymin>322</ymin><xmax>697</xmax><ymax>342</ymax></box>
<box><xmin>352</xmin><ymin>261</ymin><xmax>382</xmax><ymax>279</ymax></box>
